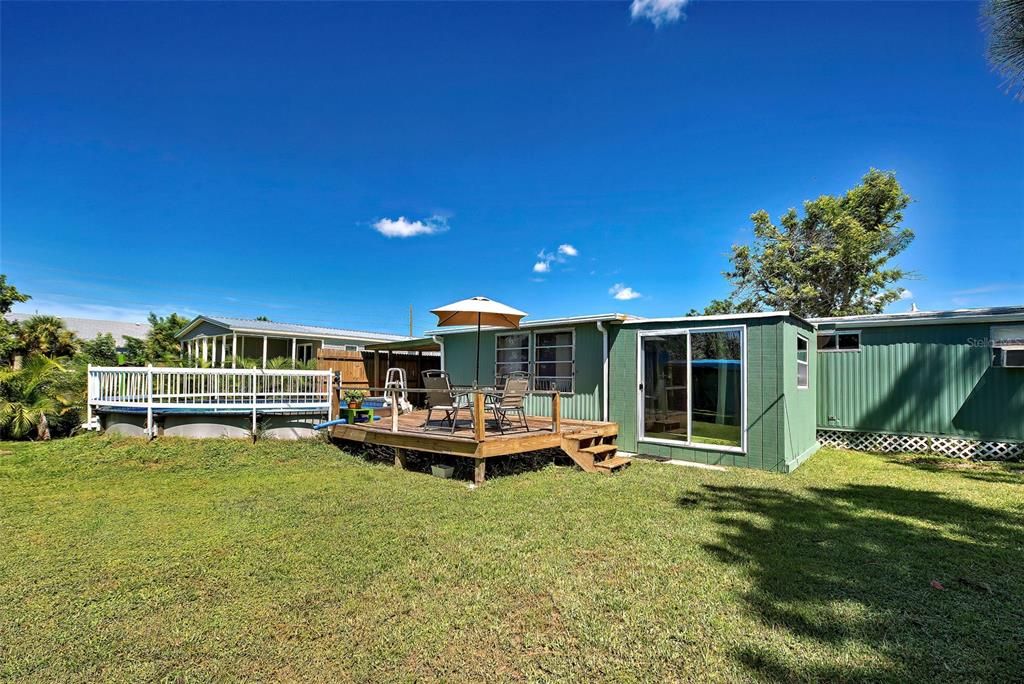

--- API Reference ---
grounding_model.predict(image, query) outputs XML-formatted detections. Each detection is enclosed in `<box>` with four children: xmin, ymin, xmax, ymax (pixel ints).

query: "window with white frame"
<box><xmin>796</xmin><ymin>335</ymin><xmax>809</xmax><ymax>388</ymax></box>
<box><xmin>534</xmin><ymin>330</ymin><xmax>575</xmax><ymax>393</ymax></box>
<box><xmin>817</xmin><ymin>330</ymin><xmax>860</xmax><ymax>352</ymax></box>
<box><xmin>495</xmin><ymin>332</ymin><xmax>530</xmax><ymax>386</ymax></box>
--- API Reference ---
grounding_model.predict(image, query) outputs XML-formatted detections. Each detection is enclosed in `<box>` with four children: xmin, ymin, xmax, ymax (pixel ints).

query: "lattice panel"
<box><xmin>818</xmin><ymin>430</ymin><xmax>1023</xmax><ymax>461</ymax></box>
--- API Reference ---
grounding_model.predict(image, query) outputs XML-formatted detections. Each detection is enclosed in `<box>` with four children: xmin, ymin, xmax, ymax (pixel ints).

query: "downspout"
<box><xmin>431</xmin><ymin>335</ymin><xmax>445</xmax><ymax>372</ymax></box>
<box><xmin>596</xmin><ymin>321</ymin><xmax>609</xmax><ymax>422</ymax></box>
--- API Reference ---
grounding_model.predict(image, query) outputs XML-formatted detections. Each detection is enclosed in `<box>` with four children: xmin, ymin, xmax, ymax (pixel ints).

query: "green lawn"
<box><xmin>2</xmin><ymin>436</ymin><xmax>1022</xmax><ymax>682</ymax></box>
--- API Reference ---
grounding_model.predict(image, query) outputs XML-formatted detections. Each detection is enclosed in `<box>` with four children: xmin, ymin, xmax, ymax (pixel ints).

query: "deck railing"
<box><xmin>87</xmin><ymin>365</ymin><xmax>333</xmax><ymax>436</ymax></box>
<box><xmin>342</xmin><ymin>384</ymin><xmax>561</xmax><ymax>438</ymax></box>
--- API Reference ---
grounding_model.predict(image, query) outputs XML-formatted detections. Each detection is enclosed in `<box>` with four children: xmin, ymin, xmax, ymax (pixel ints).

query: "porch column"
<box><xmin>292</xmin><ymin>337</ymin><xmax>297</xmax><ymax>368</ymax></box>
<box><xmin>262</xmin><ymin>335</ymin><xmax>268</xmax><ymax>369</ymax></box>
<box><xmin>219</xmin><ymin>335</ymin><xmax>226</xmax><ymax>367</ymax></box>
<box><xmin>202</xmin><ymin>337</ymin><xmax>209</xmax><ymax>364</ymax></box>
<box><xmin>232</xmin><ymin>333</ymin><xmax>237</xmax><ymax>368</ymax></box>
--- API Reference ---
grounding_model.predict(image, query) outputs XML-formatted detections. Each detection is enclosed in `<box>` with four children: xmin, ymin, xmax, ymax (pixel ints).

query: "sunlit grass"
<box><xmin>1</xmin><ymin>434</ymin><xmax>1021</xmax><ymax>682</ymax></box>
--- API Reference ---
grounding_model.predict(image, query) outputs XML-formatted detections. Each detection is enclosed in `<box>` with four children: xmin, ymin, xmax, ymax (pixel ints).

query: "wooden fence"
<box><xmin>316</xmin><ymin>348</ymin><xmax>440</xmax><ymax>390</ymax></box>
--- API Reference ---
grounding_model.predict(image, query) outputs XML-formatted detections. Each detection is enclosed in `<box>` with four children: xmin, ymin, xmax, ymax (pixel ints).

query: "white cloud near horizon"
<box><xmin>898</xmin><ymin>289</ymin><xmax>913</xmax><ymax>301</ymax></box>
<box><xmin>610</xmin><ymin>283</ymin><xmax>642</xmax><ymax>301</ymax></box>
<box><xmin>372</xmin><ymin>215</ymin><xmax>449</xmax><ymax>238</ymax></box>
<box><xmin>630</xmin><ymin>0</ymin><xmax>689</xmax><ymax>27</ymax></box>
<box><xmin>10</xmin><ymin>298</ymin><xmax>199</xmax><ymax>324</ymax></box>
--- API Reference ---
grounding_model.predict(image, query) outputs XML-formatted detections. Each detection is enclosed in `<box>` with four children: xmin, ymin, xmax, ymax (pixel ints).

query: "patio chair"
<box><xmin>489</xmin><ymin>375</ymin><xmax>530</xmax><ymax>434</ymax></box>
<box><xmin>421</xmin><ymin>370</ymin><xmax>472</xmax><ymax>434</ymax></box>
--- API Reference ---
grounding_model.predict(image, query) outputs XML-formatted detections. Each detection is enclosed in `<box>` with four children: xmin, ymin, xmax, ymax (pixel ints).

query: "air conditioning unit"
<box><xmin>1000</xmin><ymin>347</ymin><xmax>1024</xmax><ymax>368</ymax></box>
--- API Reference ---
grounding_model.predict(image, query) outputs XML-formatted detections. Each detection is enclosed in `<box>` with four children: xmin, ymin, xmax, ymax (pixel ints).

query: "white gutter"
<box><xmin>596</xmin><ymin>321</ymin><xmax>609</xmax><ymax>422</ymax></box>
<box><xmin>431</xmin><ymin>335</ymin><xmax>445</xmax><ymax>370</ymax></box>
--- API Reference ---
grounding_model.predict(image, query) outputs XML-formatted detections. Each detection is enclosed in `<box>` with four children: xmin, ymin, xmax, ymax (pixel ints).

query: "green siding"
<box><xmin>609</xmin><ymin>316</ymin><xmax>813</xmax><ymax>473</ymax></box>
<box><xmin>782</xmin><ymin>323</ymin><xmax>819</xmax><ymax>470</ymax></box>
<box><xmin>817</xmin><ymin>323</ymin><xmax>1024</xmax><ymax>442</ymax></box>
<box><xmin>439</xmin><ymin>323</ymin><xmax>605</xmax><ymax>421</ymax></box>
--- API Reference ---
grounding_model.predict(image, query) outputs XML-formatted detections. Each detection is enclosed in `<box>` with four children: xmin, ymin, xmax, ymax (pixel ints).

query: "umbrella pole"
<box><xmin>475</xmin><ymin>313</ymin><xmax>481</xmax><ymax>386</ymax></box>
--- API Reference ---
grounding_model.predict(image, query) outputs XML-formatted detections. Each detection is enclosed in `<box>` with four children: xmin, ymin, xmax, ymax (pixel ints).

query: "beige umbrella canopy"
<box><xmin>430</xmin><ymin>296</ymin><xmax>528</xmax><ymax>385</ymax></box>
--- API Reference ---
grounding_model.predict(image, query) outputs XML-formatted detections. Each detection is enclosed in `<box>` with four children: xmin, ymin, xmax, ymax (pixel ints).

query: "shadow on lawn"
<box><xmin>336</xmin><ymin>440</ymin><xmax>564</xmax><ymax>482</ymax></box>
<box><xmin>886</xmin><ymin>454</ymin><xmax>1024</xmax><ymax>486</ymax></box>
<box><xmin>691</xmin><ymin>483</ymin><xmax>1024</xmax><ymax>681</ymax></box>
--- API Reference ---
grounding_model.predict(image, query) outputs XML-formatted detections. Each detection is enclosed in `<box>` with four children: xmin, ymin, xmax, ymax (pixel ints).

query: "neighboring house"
<box><xmin>175</xmin><ymin>315</ymin><xmax>411</xmax><ymax>367</ymax></box>
<box><xmin>431</xmin><ymin>305</ymin><xmax>1024</xmax><ymax>472</ymax></box>
<box><xmin>430</xmin><ymin>311</ymin><xmax>818</xmax><ymax>473</ymax></box>
<box><xmin>6</xmin><ymin>313</ymin><xmax>151</xmax><ymax>352</ymax></box>
<box><xmin>810</xmin><ymin>306</ymin><xmax>1024</xmax><ymax>458</ymax></box>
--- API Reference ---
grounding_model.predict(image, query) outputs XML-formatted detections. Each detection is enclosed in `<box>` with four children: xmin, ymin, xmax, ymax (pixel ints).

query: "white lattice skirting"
<box><xmin>818</xmin><ymin>430</ymin><xmax>1024</xmax><ymax>461</ymax></box>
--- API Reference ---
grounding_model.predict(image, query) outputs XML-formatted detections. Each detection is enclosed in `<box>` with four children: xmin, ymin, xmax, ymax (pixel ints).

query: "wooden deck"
<box><xmin>329</xmin><ymin>408</ymin><xmax>623</xmax><ymax>484</ymax></box>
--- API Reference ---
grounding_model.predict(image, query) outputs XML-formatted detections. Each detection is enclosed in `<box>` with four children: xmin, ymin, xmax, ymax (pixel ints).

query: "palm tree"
<box><xmin>983</xmin><ymin>0</ymin><xmax>1024</xmax><ymax>100</ymax></box>
<box><xmin>17</xmin><ymin>315</ymin><xmax>79</xmax><ymax>359</ymax></box>
<box><xmin>0</xmin><ymin>355</ymin><xmax>76</xmax><ymax>440</ymax></box>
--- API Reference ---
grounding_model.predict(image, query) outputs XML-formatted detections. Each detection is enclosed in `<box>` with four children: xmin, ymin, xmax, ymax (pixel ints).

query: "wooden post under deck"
<box><xmin>474</xmin><ymin>458</ymin><xmax>486</xmax><ymax>486</ymax></box>
<box><xmin>394</xmin><ymin>447</ymin><xmax>407</xmax><ymax>470</ymax></box>
<box><xmin>391</xmin><ymin>389</ymin><xmax>400</xmax><ymax>432</ymax></box>
<box><xmin>473</xmin><ymin>392</ymin><xmax>486</xmax><ymax>442</ymax></box>
<box><xmin>552</xmin><ymin>391</ymin><xmax>561</xmax><ymax>433</ymax></box>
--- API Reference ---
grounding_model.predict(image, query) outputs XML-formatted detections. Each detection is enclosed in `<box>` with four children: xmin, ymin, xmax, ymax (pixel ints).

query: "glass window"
<box><xmin>797</xmin><ymin>335</ymin><xmax>809</xmax><ymax>389</ymax></box>
<box><xmin>690</xmin><ymin>330</ymin><xmax>743</xmax><ymax>447</ymax></box>
<box><xmin>817</xmin><ymin>331</ymin><xmax>860</xmax><ymax>352</ymax></box>
<box><xmin>534</xmin><ymin>330</ymin><xmax>574</xmax><ymax>392</ymax></box>
<box><xmin>642</xmin><ymin>334</ymin><xmax>689</xmax><ymax>443</ymax></box>
<box><xmin>495</xmin><ymin>332</ymin><xmax>530</xmax><ymax>385</ymax></box>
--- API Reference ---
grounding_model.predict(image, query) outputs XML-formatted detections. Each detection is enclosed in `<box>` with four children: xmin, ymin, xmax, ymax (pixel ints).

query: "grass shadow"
<box><xmin>332</xmin><ymin>439</ymin><xmax>564</xmax><ymax>483</ymax></box>
<box><xmin>886</xmin><ymin>454</ymin><xmax>1024</xmax><ymax>485</ymax></box>
<box><xmin>691</xmin><ymin>482</ymin><xmax>1024</xmax><ymax>681</ymax></box>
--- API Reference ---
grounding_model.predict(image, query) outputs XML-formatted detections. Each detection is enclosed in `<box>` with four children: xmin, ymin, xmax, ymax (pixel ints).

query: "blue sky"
<box><xmin>2</xmin><ymin>1</ymin><xmax>1022</xmax><ymax>334</ymax></box>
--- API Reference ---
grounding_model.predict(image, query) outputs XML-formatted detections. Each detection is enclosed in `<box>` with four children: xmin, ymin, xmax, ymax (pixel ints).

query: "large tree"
<box><xmin>722</xmin><ymin>169</ymin><xmax>914</xmax><ymax>318</ymax></box>
<box><xmin>983</xmin><ymin>0</ymin><xmax>1024</xmax><ymax>100</ymax></box>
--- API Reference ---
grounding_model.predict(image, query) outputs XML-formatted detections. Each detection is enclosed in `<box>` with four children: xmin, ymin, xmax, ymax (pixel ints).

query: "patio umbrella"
<box><xmin>430</xmin><ymin>296</ymin><xmax>528</xmax><ymax>386</ymax></box>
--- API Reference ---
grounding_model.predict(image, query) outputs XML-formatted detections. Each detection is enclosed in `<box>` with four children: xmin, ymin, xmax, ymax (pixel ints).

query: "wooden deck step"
<box><xmin>580</xmin><ymin>444</ymin><xmax>617</xmax><ymax>457</ymax></box>
<box><xmin>593</xmin><ymin>455</ymin><xmax>632</xmax><ymax>472</ymax></box>
<box><xmin>563</xmin><ymin>431</ymin><xmax>603</xmax><ymax>442</ymax></box>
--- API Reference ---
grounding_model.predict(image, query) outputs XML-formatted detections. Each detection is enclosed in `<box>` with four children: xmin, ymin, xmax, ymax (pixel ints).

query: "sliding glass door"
<box><xmin>639</xmin><ymin>327</ymin><xmax>744</xmax><ymax>451</ymax></box>
<box><xmin>641</xmin><ymin>334</ymin><xmax>689</xmax><ymax>443</ymax></box>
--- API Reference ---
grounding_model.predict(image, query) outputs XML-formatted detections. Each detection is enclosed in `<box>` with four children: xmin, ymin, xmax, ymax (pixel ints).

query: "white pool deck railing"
<box><xmin>87</xmin><ymin>365</ymin><xmax>333</xmax><ymax>437</ymax></box>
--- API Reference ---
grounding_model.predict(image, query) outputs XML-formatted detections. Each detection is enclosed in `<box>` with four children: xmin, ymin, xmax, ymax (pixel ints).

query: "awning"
<box><xmin>364</xmin><ymin>337</ymin><xmax>441</xmax><ymax>353</ymax></box>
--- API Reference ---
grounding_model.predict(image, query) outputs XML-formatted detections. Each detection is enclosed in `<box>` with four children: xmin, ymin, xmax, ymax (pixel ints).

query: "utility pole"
<box><xmin>409</xmin><ymin>305</ymin><xmax>414</xmax><ymax>336</ymax></box>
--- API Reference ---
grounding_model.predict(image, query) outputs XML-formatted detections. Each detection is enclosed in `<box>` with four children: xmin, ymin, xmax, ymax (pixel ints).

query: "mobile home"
<box><xmin>432</xmin><ymin>311</ymin><xmax>817</xmax><ymax>472</ymax></box>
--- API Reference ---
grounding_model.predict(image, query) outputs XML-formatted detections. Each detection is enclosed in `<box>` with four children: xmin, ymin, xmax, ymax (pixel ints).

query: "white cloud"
<box><xmin>11</xmin><ymin>298</ymin><xmax>197</xmax><ymax>323</ymax></box>
<box><xmin>898</xmin><ymin>289</ymin><xmax>913</xmax><ymax>301</ymax></box>
<box><xmin>609</xmin><ymin>283</ymin><xmax>642</xmax><ymax>301</ymax></box>
<box><xmin>532</xmin><ymin>243</ymin><xmax>579</xmax><ymax>274</ymax></box>
<box><xmin>630</xmin><ymin>0</ymin><xmax>689</xmax><ymax>27</ymax></box>
<box><xmin>372</xmin><ymin>215</ymin><xmax>448</xmax><ymax>238</ymax></box>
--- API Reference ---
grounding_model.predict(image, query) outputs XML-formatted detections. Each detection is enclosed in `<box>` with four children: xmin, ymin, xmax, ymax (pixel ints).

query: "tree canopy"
<box><xmin>983</xmin><ymin>0</ymin><xmax>1024</xmax><ymax>100</ymax></box>
<box><xmin>16</xmin><ymin>315</ymin><xmax>80</xmax><ymax>359</ymax></box>
<box><xmin>145</xmin><ymin>313</ymin><xmax>190</xmax><ymax>363</ymax></box>
<box><xmin>0</xmin><ymin>275</ymin><xmax>30</xmax><ymax>315</ymax></box>
<box><xmin>720</xmin><ymin>169</ymin><xmax>914</xmax><ymax>318</ymax></box>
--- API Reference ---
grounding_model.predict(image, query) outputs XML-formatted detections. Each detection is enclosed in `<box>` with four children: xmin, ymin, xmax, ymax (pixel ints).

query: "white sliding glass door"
<box><xmin>638</xmin><ymin>326</ymin><xmax>745</xmax><ymax>452</ymax></box>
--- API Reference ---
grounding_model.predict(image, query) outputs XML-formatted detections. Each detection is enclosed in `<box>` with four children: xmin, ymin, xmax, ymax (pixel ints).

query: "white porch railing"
<box><xmin>87</xmin><ymin>366</ymin><xmax>333</xmax><ymax>436</ymax></box>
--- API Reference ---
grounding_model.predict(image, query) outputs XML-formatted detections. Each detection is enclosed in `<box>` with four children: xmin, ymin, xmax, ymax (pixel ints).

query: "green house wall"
<box><xmin>817</xmin><ymin>322</ymin><xmax>1024</xmax><ymax>442</ymax></box>
<box><xmin>439</xmin><ymin>323</ymin><xmax>605</xmax><ymax>421</ymax></box>
<box><xmin>608</xmin><ymin>315</ymin><xmax>817</xmax><ymax>473</ymax></box>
